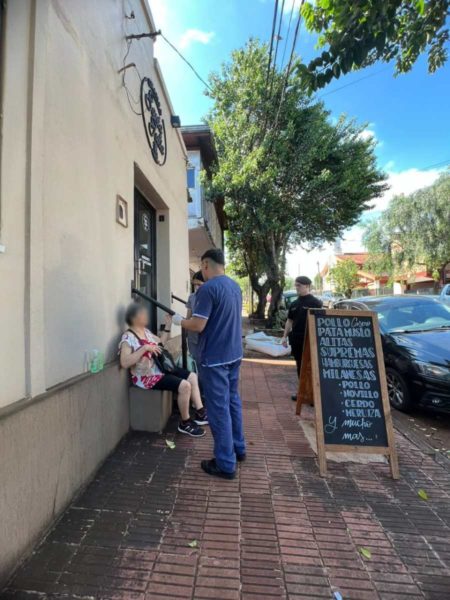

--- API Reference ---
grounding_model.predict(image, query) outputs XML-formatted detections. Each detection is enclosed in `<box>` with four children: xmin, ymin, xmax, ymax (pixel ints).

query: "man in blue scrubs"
<box><xmin>172</xmin><ymin>249</ymin><xmax>246</xmax><ymax>479</ymax></box>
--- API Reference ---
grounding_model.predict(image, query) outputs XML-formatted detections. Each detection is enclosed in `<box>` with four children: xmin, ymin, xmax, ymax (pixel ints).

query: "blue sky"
<box><xmin>150</xmin><ymin>0</ymin><xmax>450</xmax><ymax>278</ymax></box>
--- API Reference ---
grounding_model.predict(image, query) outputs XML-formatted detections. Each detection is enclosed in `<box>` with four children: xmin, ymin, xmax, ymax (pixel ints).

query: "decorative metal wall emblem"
<box><xmin>140</xmin><ymin>77</ymin><xmax>167</xmax><ymax>166</ymax></box>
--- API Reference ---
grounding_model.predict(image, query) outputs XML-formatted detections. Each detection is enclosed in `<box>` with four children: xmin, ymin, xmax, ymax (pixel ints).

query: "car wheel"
<box><xmin>386</xmin><ymin>367</ymin><xmax>412</xmax><ymax>412</ymax></box>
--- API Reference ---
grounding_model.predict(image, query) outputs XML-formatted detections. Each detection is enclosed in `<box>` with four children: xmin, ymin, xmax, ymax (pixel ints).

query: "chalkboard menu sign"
<box><xmin>296</xmin><ymin>309</ymin><xmax>399</xmax><ymax>479</ymax></box>
<box><xmin>314</xmin><ymin>312</ymin><xmax>388</xmax><ymax>447</ymax></box>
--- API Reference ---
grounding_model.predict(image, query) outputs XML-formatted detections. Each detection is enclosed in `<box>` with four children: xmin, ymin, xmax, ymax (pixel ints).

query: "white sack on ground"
<box><xmin>245</xmin><ymin>332</ymin><xmax>291</xmax><ymax>357</ymax></box>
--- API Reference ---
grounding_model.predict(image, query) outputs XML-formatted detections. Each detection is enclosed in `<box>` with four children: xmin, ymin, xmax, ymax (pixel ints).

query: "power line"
<box><xmin>160</xmin><ymin>32</ymin><xmax>212</xmax><ymax>92</ymax></box>
<box><xmin>419</xmin><ymin>158</ymin><xmax>450</xmax><ymax>171</ymax></box>
<box><xmin>284</xmin><ymin>0</ymin><xmax>303</xmax><ymax>81</ymax></box>
<box><xmin>317</xmin><ymin>66</ymin><xmax>390</xmax><ymax>98</ymax></box>
<box><xmin>280</xmin><ymin>0</ymin><xmax>295</xmax><ymax>71</ymax></box>
<box><xmin>268</xmin><ymin>0</ymin><xmax>285</xmax><ymax>98</ymax></box>
<box><xmin>265</xmin><ymin>0</ymin><xmax>279</xmax><ymax>89</ymax></box>
<box><xmin>273</xmin><ymin>0</ymin><xmax>304</xmax><ymax>130</ymax></box>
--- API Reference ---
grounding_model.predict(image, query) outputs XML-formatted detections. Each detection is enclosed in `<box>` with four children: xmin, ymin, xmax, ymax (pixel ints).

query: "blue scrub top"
<box><xmin>193</xmin><ymin>275</ymin><xmax>243</xmax><ymax>367</ymax></box>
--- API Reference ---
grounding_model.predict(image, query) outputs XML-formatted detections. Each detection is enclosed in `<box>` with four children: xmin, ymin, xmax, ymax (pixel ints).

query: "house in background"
<box><xmin>181</xmin><ymin>125</ymin><xmax>226</xmax><ymax>272</ymax></box>
<box><xmin>321</xmin><ymin>252</ymin><xmax>390</xmax><ymax>294</ymax></box>
<box><xmin>393</xmin><ymin>269</ymin><xmax>438</xmax><ymax>294</ymax></box>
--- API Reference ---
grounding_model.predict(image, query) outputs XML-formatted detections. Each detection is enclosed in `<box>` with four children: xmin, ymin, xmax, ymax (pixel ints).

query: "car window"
<box><xmin>284</xmin><ymin>295</ymin><xmax>296</xmax><ymax>308</ymax></box>
<box><xmin>335</xmin><ymin>301</ymin><xmax>362</xmax><ymax>310</ymax></box>
<box><xmin>377</xmin><ymin>301</ymin><xmax>450</xmax><ymax>332</ymax></box>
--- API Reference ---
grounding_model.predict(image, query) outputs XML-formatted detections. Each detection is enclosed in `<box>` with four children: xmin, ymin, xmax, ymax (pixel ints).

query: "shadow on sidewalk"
<box><xmin>3</xmin><ymin>360</ymin><xmax>450</xmax><ymax>600</ymax></box>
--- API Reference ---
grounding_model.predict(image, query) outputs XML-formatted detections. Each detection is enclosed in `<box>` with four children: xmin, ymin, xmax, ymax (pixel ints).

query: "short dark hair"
<box><xmin>192</xmin><ymin>270</ymin><xmax>204</xmax><ymax>282</ymax></box>
<box><xmin>125</xmin><ymin>301</ymin><xmax>147</xmax><ymax>326</ymax></box>
<box><xmin>201</xmin><ymin>248</ymin><xmax>225</xmax><ymax>265</ymax></box>
<box><xmin>295</xmin><ymin>275</ymin><xmax>312</xmax><ymax>286</ymax></box>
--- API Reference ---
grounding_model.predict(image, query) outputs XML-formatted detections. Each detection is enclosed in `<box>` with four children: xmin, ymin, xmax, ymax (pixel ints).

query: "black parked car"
<box><xmin>333</xmin><ymin>296</ymin><xmax>450</xmax><ymax>413</ymax></box>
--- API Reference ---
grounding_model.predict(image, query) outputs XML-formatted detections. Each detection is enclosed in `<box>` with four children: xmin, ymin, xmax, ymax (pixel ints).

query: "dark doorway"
<box><xmin>134</xmin><ymin>188</ymin><xmax>157</xmax><ymax>330</ymax></box>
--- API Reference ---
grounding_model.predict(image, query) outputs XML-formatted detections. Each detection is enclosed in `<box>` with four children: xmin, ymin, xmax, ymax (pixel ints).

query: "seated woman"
<box><xmin>119</xmin><ymin>302</ymin><xmax>207</xmax><ymax>438</ymax></box>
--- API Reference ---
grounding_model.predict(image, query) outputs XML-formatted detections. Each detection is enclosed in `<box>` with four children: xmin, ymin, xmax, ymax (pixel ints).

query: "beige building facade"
<box><xmin>0</xmin><ymin>0</ymin><xmax>190</xmax><ymax>582</ymax></box>
<box><xmin>182</xmin><ymin>125</ymin><xmax>225</xmax><ymax>273</ymax></box>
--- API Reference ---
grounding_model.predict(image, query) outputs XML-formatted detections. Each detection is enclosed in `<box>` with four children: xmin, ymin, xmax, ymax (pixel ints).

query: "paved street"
<box><xmin>393</xmin><ymin>408</ymin><xmax>450</xmax><ymax>465</ymax></box>
<box><xmin>3</xmin><ymin>359</ymin><xmax>450</xmax><ymax>600</ymax></box>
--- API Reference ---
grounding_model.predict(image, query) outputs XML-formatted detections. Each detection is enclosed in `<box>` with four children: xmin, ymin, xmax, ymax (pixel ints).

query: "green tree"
<box><xmin>314</xmin><ymin>273</ymin><xmax>323</xmax><ymax>292</ymax></box>
<box><xmin>285</xmin><ymin>275</ymin><xmax>295</xmax><ymax>290</ymax></box>
<box><xmin>298</xmin><ymin>0</ymin><xmax>449</xmax><ymax>91</ymax></box>
<box><xmin>363</xmin><ymin>218</ymin><xmax>395</xmax><ymax>279</ymax></box>
<box><xmin>329</xmin><ymin>259</ymin><xmax>360</xmax><ymax>298</ymax></box>
<box><xmin>206</xmin><ymin>40</ymin><xmax>386</xmax><ymax>319</ymax></box>
<box><xmin>363</xmin><ymin>172</ymin><xmax>450</xmax><ymax>281</ymax></box>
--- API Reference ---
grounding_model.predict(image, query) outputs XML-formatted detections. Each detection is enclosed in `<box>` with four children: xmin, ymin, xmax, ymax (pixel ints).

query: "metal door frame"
<box><xmin>134</xmin><ymin>187</ymin><xmax>157</xmax><ymax>329</ymax></box>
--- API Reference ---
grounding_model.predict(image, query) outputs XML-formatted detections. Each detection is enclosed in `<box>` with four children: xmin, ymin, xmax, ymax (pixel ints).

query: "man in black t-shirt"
<box><xmin>282</xmin><ymin>276</ymin><xmax>323</xmax><ymax>400</ymax></box>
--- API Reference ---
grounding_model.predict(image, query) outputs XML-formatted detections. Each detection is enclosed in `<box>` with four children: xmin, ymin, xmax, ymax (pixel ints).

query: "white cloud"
<box><xmin>371</xmin><ymin>167</ymin><xmax>442</xmax><ymax>213</ymax></box>
<box><xmin>358</xmin><ymin>126</ymin><xmax>383</xmax><ymax>148</ymax></box>
<box><xmin>178</xmin><ymin>29</ymin><xmax>215</xmax><ymax>49</ymax></box>
<box><xmin>286</xmin><ymin>166</ymin><xmax>444</xmax><ymax>279</ymax></box>
<box><xmin>359</xmin><ymin>128</ymin><xmax>376</xmax><ymax>142</ymax></box>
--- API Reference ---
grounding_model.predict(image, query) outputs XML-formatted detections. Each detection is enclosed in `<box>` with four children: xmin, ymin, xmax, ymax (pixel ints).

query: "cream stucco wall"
<box><xmin>0</xmin><ymin>0</ymin><xmax>31</xmax><ymax>406</ymax></box>
<box><xmin>0</xmin><ymin>0</ymin><xmax>190</xmax><ymax>406</ymax></box>
<box><xmin>0</xmin><ymin>0</ymin><xmax>190</xmax><ymax>582</ymax></box>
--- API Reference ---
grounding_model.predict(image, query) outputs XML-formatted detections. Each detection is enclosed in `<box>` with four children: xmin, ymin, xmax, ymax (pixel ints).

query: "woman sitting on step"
<box><xmin>119</xmin><ymin>302</ymin><xmax>207</xmax><ymax>438</ymax></box>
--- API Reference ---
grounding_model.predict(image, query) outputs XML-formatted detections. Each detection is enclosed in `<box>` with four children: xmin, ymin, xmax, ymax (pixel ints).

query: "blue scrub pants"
<box><xmin>198</xmin><ymin>360</ymin><xmax>246</xmax><ymax>473</ymax></box>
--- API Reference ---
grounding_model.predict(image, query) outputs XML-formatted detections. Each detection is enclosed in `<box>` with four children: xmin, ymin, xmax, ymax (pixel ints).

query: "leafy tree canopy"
<box><xmin>298</xmin><ymin>0</ymin><xmax>450</xmax><ymax>91</ymax></box>
<box><xmin>363</xmin><ymin>172</ymin><xmax>450</xmax><ymax>281</ymax></box>
<box><xmin>205</xmin><ymin>39</ymin><xmax>386</xmax><ymax>317</ymax></box>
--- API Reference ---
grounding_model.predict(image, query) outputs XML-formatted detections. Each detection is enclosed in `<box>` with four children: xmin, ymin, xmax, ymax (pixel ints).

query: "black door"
<box><xmin>134</xmin><ymin>188</ymin><xmax>157</xmax><ymax>330</ymax></box>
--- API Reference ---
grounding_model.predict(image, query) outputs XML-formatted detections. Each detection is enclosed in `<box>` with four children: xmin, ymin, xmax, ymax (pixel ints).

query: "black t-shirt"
<box><xmin>288</xmin><ymin>294</ymin><xmax>323</xmax><ymax>341</ymax></box>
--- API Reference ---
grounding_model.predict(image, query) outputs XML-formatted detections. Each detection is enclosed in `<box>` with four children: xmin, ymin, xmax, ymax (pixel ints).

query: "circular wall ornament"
<box><xmin>140</xmin><ymin>77</ymin><xmax>167</xmax><ymax>166</ymax></box>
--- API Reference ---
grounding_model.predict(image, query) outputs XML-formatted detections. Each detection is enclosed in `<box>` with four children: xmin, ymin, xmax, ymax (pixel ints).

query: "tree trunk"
<box><xmin>254</xmin><ymin>280</ymin><xmax>271</xmax><ymax>319</ymax></box>
<box><xmin>265</xmin><ymin>237</ymin><xmax>288</xmax><ymax>326</ymax></box>
<box><xmin>267</xmin><ymin>280</ymin><xmax>283</xmax><ymax>325</ymax></box>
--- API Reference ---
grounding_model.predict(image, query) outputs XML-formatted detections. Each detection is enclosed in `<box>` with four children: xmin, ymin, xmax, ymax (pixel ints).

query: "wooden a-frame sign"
<box><xmin>296</xmin><ymin>309</ymin><xmax>399</xmax><ymax>479</ymax></box>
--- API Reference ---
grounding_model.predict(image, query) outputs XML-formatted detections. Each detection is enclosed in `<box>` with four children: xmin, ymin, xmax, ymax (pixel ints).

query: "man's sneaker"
<box><xmin>178</xmin><ymin>419</ymin><xmax>205</xmax><ymax>437</ymax></box>
<box><xmin>193</xmin><ymin>408</ymin><xmax>208</xmax><ymax>426</ymax></box>
<box><xmin>291</xmin><ymin>394</ymin><xmax>297</xmax><ymax>402</ymax></box>
<box><xmin>201</xmin><ymin>458</ymin><xmax>235</xmax><ymax>480</ymax></box>
<box><xmin>236</xmin><ymin>453</ymin><xmax>246</xmax><ymax>462</ymax></box>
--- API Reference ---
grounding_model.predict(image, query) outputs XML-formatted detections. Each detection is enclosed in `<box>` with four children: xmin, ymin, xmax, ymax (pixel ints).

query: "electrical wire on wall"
<box><xmin>120</xmin><ymin>2</ymin><xmax>143</xmax><ymax>117</ymax></box>
<box><xmin>119</xmin><ymin>9</ymin><xmax>212</xmax><ymax>120</ymax></box>
<box><xmin>120</xmin><ymin>38</ymin><xmax>143</xmax><ymax>117</ymax></box>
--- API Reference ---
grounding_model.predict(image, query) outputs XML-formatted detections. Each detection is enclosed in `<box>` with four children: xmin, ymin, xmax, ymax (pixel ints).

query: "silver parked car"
<box><xmin>320</xmin><ymin>290</ymin><xmax>345</xmax><ymax>308</ymax></box>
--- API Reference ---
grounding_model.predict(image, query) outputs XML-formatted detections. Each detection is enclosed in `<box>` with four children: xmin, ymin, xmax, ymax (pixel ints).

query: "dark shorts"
<box><xmin>152</xmin><ymin>367</ymin><xmax>191</xmax><ymax>392</ymax></box>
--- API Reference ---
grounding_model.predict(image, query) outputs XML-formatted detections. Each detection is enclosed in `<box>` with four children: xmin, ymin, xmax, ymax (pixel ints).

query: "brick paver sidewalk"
<box><xmin>3</xmin><ymin>359</ymin><xmax>450</xmax><ymax>599</ymax></box>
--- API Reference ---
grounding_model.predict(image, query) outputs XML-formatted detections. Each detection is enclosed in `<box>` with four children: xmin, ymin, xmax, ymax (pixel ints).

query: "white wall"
<box><xmin>187</xmin><ymin>150</ymin><xmax>202</xmax><ymax>218</ymax></box>
<box><xmin>186</xmin><ymin>149</ymin><xmax>222</xmax><ymax>257</ymax></box>
<box><xmin>0</xmin><ymin>0</ymin><xmax>31</xmax><ymax>406</ymax></box>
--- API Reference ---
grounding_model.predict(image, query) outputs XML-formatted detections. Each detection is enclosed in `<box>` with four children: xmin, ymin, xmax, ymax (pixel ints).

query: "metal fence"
<box><xmin>352</xmin><ymin>286</ymin><xmax>393</xmax><ymax>298</ymax></box>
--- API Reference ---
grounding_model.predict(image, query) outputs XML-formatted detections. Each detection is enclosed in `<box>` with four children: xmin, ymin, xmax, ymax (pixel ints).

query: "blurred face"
<box><xmin>295</xmin><ymin>282</ymin><xmax>310</xmax><ymax>296</ymax></box>
<box><xmin>132</xmin><ymin>307</ymin><xmax>149</xmax><ymax>328</ymax></box>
